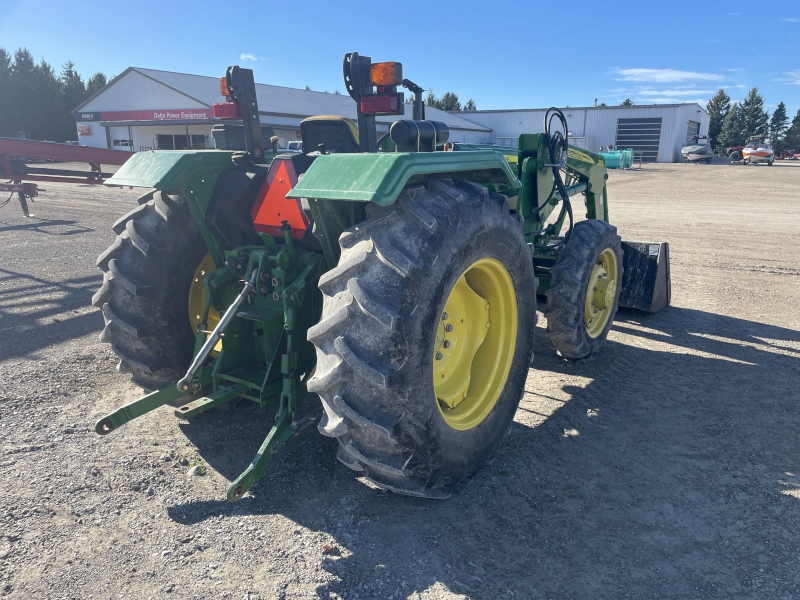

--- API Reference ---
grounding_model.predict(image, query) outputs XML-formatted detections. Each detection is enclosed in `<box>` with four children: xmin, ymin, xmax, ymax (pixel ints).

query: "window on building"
<box><xmin>155</xmin><ymin>134</ymin><xmax>208</xmax><ymax>150</ymax></box>
<box><xmin>156</xmin><ymin>135</ymin><xmax>174</xmax><ymax>150</ymax></box>
<box><xmin>112</xmin><ymin>139</ymin><xmax>132</xmax><ymax>148</ymax></box>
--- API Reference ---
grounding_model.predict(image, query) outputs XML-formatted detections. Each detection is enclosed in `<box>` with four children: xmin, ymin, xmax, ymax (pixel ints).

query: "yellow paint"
<box><xmin>567</xmin><ymin>147</ymin><xmax>595</xmax><ymax>164</ymax></box>
<box><xmin>583</xmin><ymin>248</ymin><xmax>618</xmax><ymax>338</ymax></box>
<box><xmin>300</xmin><ymin>115</ymin><xmax>359</xmax><ymax>143</ymax></box>
<box><xmin>188</xmin><ymin>253</ymin><xmax>221</xmax><ymax>355</ymax></box>
<box><xmin>434</xmin><ymin>258</ymin><xmax>518</xmax><ymax>430</ymax></box>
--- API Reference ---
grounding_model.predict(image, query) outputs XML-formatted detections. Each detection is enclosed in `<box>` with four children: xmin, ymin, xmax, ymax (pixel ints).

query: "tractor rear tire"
<box><xmin>92</xmin><ymin>191</ymin><xmax>207</xmax><ymax>390</ymax></box>
<box><xmin>544</xmin><ymin>220</ymin><xmax>623</xmax><ymax>360</ymax></box>
<box><xmin>307</xmin><ymin>180</ymin><xmax>536</xmax><ymax>498</ymax></box>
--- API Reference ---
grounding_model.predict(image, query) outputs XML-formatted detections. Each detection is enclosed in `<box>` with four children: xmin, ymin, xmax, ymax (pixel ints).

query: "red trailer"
<box><xmin>0</xmin><ymin>137</ymin><xmax>132</xmax><ymax>216</ymax></box>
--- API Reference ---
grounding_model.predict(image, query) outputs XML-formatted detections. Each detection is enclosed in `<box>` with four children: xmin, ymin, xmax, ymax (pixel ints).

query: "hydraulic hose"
<box><xmin>528</xmin><ymin>108</ymin><xmax>574</xmax><ymax>246</ymax></box>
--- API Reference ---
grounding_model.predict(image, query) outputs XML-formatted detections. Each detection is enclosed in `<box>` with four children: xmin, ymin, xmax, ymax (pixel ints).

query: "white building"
<box><xmin>71</xmin><ymin>67</ymin><xmax>491</xmax><ymax>152</ymax></box>
<box><xmin>454</xmin><ymin>104</ymin><xmax>710</xmax><ymax>163</ymax></box>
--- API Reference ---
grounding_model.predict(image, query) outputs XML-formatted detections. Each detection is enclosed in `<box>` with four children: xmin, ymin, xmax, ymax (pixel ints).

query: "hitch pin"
<box><xmin>177</xmin><ymin>269</ymin><xmax>257</xmax><ymax>393</ymax></box>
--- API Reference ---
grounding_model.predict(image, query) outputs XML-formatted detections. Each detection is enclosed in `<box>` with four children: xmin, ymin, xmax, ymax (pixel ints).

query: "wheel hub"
<box><xmin>434</xmin><ymin>258</ymin><xmax>518</xmax><ymax>430</ymax></box>
<box><xmin>583</xmin><ymin>248</ymin><xmax>619</xmax><ymax>339</ymax></box>
<box><xmin>188</xmin><ymin>253</ymin><xmax>222</xmax><ymax>354</ymax></box>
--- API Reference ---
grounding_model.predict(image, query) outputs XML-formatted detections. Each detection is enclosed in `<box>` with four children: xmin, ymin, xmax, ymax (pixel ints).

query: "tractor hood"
<box><xmin>286</xmin><ymin>150</ymin><xmax>520</xmax><ymax>206</ymax></box>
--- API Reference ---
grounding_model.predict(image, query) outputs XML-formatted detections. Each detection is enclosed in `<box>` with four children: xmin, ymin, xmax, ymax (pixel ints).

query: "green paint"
<box><xmin>174</xmin><ymin>384</ymin><xmax>247</xmax><ymax>420</ymax></box>
<box><xmin>286</xmin><ymin>150</ymin><xmax>520</xmax><ymax>206</ymax></box>
<box><xmin>94</xmin><ymin>369</ymin><xmax>212</xmax><ymax>434</ymax></box>
<box><xmin>105</xmin><ymin>150</ymin><xmax>239</xmax><ymax>265</ymax></box>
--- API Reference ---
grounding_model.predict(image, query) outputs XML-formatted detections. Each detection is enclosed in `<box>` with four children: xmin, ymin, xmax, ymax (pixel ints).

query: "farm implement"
<box><xmin>0</xmin><ymin>136</ymin><xmax>130</xmax><ymax>216</ymax></box>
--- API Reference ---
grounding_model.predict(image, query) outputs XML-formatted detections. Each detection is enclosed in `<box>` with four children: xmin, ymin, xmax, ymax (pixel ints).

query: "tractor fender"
<box><xmin>105</xmin><ymin>150</ymin><xmax>237</xmax><ymax>191</ymax></box>
<box><xmin>286</xmin><ymin>150</ymin><xmax>520</xmax><ymax>206</ymax></box>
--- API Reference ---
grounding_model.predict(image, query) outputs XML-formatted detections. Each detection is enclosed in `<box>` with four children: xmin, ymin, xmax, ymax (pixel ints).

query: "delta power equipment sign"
<box><xmin>75</xmin><ymin>109</ymin><xmax>213</xmax><ymax>122</ymax></box>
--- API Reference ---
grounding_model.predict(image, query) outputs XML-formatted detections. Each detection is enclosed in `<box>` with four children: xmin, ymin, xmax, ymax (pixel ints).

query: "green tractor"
<box><xmin>93</xmin><ymin>53</ymin><xmax>670</xmax><ymax>501</ymax></box>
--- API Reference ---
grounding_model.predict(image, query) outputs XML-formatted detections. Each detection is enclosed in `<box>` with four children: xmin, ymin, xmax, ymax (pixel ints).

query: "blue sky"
<box><xmin>1</xmin><ymin>0</ymin><xmax>798</xmax><ymax>116</ymax></box>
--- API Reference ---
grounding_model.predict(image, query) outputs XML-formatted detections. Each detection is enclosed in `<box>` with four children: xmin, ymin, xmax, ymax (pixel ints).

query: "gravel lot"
<box><xmin>1</xmin><ymin>159</ymin><xmax>799</xmax><ymax>599</ymax></box>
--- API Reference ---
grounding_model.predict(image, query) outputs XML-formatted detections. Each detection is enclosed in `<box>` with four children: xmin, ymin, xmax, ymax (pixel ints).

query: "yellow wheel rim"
<box><xmin>188</xmin><ymin>253</ymin><xmax>221</xmax><ymax>354</ymax></box>
<box><xmin>584</xmin><ymin>248</ymin><xmax>619</xmax><ymax>339</ymax></box>
<box><xmin>434</xmin><ymin>258</ymin><xmax>518</xmax><ymax>431</ymax></box>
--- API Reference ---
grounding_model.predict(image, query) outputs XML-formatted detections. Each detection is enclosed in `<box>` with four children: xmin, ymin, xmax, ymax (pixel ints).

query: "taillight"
<box><xmin>360</xmin><ymin>94</ymin><xmax>398</xmax><ymax>115</ymax></box>
<box><xmin>219</xmin><ymin>76</ymin><xmax>232</xmax><ymax>97</ymax></box>
<box><xmin>213</xmin><ymin>101</ymin><xmax>242</xmax><ymax>118</ymax></box>
<box><xmin>250</xmin><ymin>158</ymin><xmax>309</xmax><ymax>240</ymax></box>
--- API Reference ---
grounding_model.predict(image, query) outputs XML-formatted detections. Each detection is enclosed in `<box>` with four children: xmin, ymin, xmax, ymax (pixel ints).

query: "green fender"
<box><xmin>104</xmin><ymin>150</ymin><xmax>239</xmax><ymax>266</ymax></box>
<box><xmin>105</xmin><ymin>150</ymin><xmax>236</xmax><ymax>191</ymax></box>
<box><xmin>286</xmin><ymin>150</ymin><xmax>521</xmax><ymax>206</ymax></box>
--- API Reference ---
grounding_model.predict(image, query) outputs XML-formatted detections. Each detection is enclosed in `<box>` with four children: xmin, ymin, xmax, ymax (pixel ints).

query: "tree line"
<box><xmin>425</xmin><ymin>90</ymin><xmax>476</xmax><ymax>112</ymax></box>
<box><xmin>0</xmin><ymin>47</ymin><xmax>109</xmax><ymax>142</ymax></box>
<box><xmin>706</xmin><ymin>87</ymin><xmax>800</xmax><ymax>153</ymax></box>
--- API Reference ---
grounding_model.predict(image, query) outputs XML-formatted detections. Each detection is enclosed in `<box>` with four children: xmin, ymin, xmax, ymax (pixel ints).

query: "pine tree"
<box><xmin>426</xmin><ymin>90</ymin><xmax>472</xmax><ymax>111</ymax></box>
<box><xmin>58</xmin><ymin>61</ymin><xmax>86</xmax><ymax>141</ymax></box>
<box><xmin>620</xmin><ymin>98</ymin><xmax>634</xmax><ymax>106</ymax></box>
<box><xmin>717</xmin><ymin>102</ymin><xmax>747</xmax><ymax>149</ymax></box>
<box><xmin>768</xmin><ymin>102</ymin><xmax>789</xmax><ymax>152</ymax></box>
<box><xmin>0</xmin><ymin>47</ymin><xmax>111</xmax><ymax>141</ymax></box>
<box><xmin>0</xmin><ymin>49</ymin><xmax>11</xmax><ymax>137</ymax></box>
<box><xmin>439</xmin><ymin>92</ymin><xmax>461</xmax><ymax>112</ymax></box>
<box><xmin>741</xmin><ymin>87</ymin><xmax>769</xmax><ymax>139</ymax></box>
<box><xmin>86</xmin><ymin>72</ymin><xmax>108</xmax><ymax>95</ymax></box>
<box><xmin>784</xmin><ymin>109</ymin><xmax>800</xmax><ymax>150</ymax></box>
<box><xmin>426</xmin><ymin>90</ymin><xmax>439</xmax><ymax>109</ymax></box>
<box><xmin>464</xmin><ymin>99</ymin><xmax>476</xmax><ymax>111</ymax></box>
<box><xmin>706</xmin><ymin>89</ymin><xmax>730</xmax><ymax>149</ymax></box>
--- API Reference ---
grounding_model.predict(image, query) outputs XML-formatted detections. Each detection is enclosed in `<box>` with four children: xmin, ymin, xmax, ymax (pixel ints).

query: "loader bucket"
<box><xmin>618</xmin><ymin>241</ymin><xmax>671</xmax><ymax>312</ymax></box>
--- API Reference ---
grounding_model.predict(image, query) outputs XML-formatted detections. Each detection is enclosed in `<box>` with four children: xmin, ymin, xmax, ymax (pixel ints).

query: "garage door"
<box><xmin>686</xmin><ymin>120</ymin><xmax>700</xmax><ymax>143</ymax></box>
<box><xmin>615</xmin><ymin>117</ymin><xmax>662</xmax><ymax>162</ymax></box>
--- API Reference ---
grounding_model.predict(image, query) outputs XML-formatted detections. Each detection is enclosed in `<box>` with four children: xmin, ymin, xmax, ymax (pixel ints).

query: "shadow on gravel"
<box><xmin>0</xmin><ymin>268</ymin><xmax>102</xmax><ymax>360</ymax></box>
<box><xmin>0</xmin><ymin>218</ymin><xmax>94</xmax><ymax>236</ymax></box>
<box><xmin>168</xmin><ymin>307</ymin><xmax>800</xmax><ymax>598</ymax></box>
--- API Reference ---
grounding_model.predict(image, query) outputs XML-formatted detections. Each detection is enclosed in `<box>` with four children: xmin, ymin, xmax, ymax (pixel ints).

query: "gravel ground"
<box><xmin>0</xmin><ymin>160</ymin><xmax>799</xmax><ymax>599</ymax></box>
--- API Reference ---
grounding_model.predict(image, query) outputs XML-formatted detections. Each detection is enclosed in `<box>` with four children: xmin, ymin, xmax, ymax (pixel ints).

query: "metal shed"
<box><xmin>453</xmin><ymin>104</ymin><xmax>710</xmax><ymax>163</ymax></box>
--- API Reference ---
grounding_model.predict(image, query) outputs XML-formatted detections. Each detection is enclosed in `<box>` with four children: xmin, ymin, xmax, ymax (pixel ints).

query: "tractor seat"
<box><xmin>300</xmin><ymin>115</ymin><xmax>359</xmax><ymax>154</ymax></box>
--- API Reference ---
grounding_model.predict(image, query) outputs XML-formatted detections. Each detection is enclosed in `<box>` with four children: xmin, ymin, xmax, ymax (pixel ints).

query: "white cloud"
<box><xmin>240</xmin><ymin>53</ymin><xmax>257</xmax><ymax>61</ymax></box>
<box><xmin>784</xmin><ymin>70</ymin><xmax>800</xmax><ymax>84</ymax></box>
<box><xmin>638</xmin><ymin>89</ymin><xmax>716</xmax><ymax>96</ymax></box>
<box><xmin>783</xmin><ymin>17</ymin><xmax>799</xmax><ymax>22</ymax></box>
<box><xmin>614</xmin><ymin>68</ymin><xmax>725</xmax><ymax>83</ymax></box>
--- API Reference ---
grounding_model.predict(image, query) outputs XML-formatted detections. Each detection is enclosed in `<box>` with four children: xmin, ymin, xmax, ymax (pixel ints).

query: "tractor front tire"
<box><xmin>307</xmin><ymin>180</ymin><xmax>536</xmax><ymax>498</ymax></box>
<box><xmin>544</xmin><ymin>220</ymin><xmax>623</xmax><ymax>360</ymax></box>
<box><xmin>92</xmin><ymin>191</ymin><xmax>207</xmax><ymax>390</ymax></box>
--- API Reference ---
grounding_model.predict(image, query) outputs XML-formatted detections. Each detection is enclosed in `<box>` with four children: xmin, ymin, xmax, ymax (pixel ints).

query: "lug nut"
<box><xmin>445</xmin><ymin>324</ymin><xmax>453</xmax><ymax>332</ymax></box>
<box><xmin>435</xmin><ymin>352</ymin><xmax>443</xmax><ymax>360</ymax></box>
<box><xmin>442</xmin><ymin>312</ymin><xmax>448</xmax><ymax>321</ymax></box>
<box><xmin>443</xmin><ymin>340</ymin><xmax>451</xmax><ymax>348</ymax></box>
